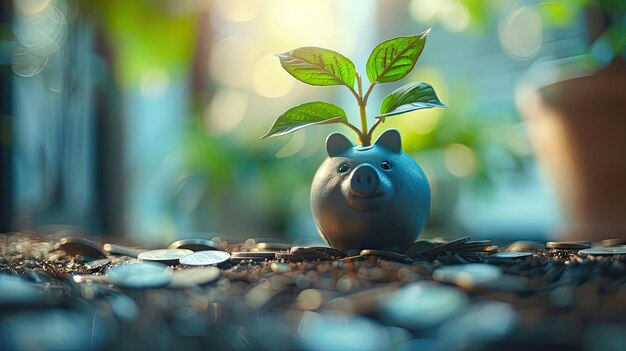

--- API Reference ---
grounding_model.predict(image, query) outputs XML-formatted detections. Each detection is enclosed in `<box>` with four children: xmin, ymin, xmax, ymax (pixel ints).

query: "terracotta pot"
<box><xmin>517</xmin><ymin>62</ymin><xmax>626</xmax><ymax>240</ymax></box>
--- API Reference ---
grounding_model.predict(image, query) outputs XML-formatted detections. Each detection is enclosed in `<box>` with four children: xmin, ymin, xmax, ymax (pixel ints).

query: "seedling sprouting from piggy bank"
<box><xmin>261</xmin><ymin>29</ymin><xmax>447</xmax><ymax>252</ymax></box>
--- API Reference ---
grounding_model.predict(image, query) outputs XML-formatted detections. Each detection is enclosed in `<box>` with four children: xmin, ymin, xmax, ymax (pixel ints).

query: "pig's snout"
<box><xmin>350</xmin><ymin>164</ymin><xmax>380</xmax><ymax>197</ymax></box>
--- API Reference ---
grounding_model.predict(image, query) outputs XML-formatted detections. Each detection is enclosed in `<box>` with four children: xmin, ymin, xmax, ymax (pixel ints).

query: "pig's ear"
<box><xmin>375</xmin><ymin>129</ymin><xmax>402</xmax><ymax>153</ymax></box>
<box><xmin>326</xmin><ymin>132</ymin><xmax>353</xmax><ymax>157</ymax></box>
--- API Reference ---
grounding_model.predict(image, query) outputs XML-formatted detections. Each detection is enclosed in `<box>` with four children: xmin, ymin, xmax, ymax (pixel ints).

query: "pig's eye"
<box><xmin>380</xmin><ymin>161</ymin><xmax>392</xmax><ymax>170</ymax></box>
<box><xmin>338</xmin><ymin>163</ymin><xmax>350</xmax><ymax>173</ymax></box>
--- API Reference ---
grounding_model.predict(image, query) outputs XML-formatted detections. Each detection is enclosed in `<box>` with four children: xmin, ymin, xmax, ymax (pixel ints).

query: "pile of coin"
<box><xmin>1</xmin><ymin>232</ymin><xmax>626</xmax><ymax>350</ymax></box>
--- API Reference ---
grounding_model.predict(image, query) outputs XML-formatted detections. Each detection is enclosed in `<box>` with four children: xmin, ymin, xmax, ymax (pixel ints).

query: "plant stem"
<box><xmin>366</xmin><ymin>118</ymin><xmax>384</xmax><ymax>140</ymax></box>
<box><xmin>363</xmin><ymin>82</ymin><xmax>377</xmax><ymax>105</ymax></box>
<box><xmin>342</xmin><ymin>122</ymin><xmax>365</xmax><ymax>144</ymax></box>
<box><xmin>355</xmin><ymin>74</ymin><xmax>371</xmax><ymax>146</ymax></box>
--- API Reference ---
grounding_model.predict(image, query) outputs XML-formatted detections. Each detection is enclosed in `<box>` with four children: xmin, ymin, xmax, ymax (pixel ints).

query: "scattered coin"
<box><xmin>502</xmin><ymin>240</ymin><xmax>545</xmax><ymax>252</ymax></box>
<box><xmin>84</xmin><ymin>258</ymin><xmax>111</xmax><ymax>271</ymax></box>
<box><xmin>57</xmin><ymin>237</ymin><xmax>106</xmax><ymax>259</ymax></box>
<box><xmin>489</xmin><ymin>252</ymin><xmax>533</xmax><ymax>261</ymax></box>
<box><xmin>103</xmin><ymin>243</ymin><xmax>144</xmax><ymax>258</ymax></box>
<box><xmin>338</xmin><ymin>255</ymin><xmax>367</xmax><ymax>262</ymax></box>
<box><xmin>404</xmin><ymin>240</ymin><xmax>438</xmax><ymax>259</ymax></box>
<box><xmin>579</xmin><ymin>247</ymin><xmax>626</xmax><ymax>256</ymax></box>
<box><xmin>289</xmin><ymin>246</ymin><xmax>346</xmax><ymax>260</ymax></box>
<box><xmin>420</xmin><ymin>236</ymin><xmax>471</xmax><ymax>256</ymax></box>
<box><xmin>138</xmin><ymin>249</ymin><xmax>193</xmax><ymax>265</ymax></box>
<box><xmin>546</xmin><ymin>241</ymin><xmax>591</xmax><ymax>250</ymax></box>
<box><xmin>230</xmin><ymin>251</ymin><xmax>276</xmax><ymax>263</ymax></box>
<box><xmin>106</xmin><ymin>262</ymin><xmax>171</xmax><ymax>289</ymax></box>
<box><xmin>168</xmin><ymin>267</ymin><xmax>221</xmax><ymax>288</ymax></box>
<box><xmin>449</xmin><ymin>240</ymin><xmax>495</xmax><ymax>253</ymax></box>
<box><xmin>275</xmin><ymin>252</ymin><xmax>305</xmax><ymax>262</ymax></box>
<box><xmin>167</xmin><ymin>238</ymin><xmax>220</xmax><ymax>252</ymax></box>
<box><xmin>179</xmin><ymin>250</ymin><xmax>231</xmax><ymax>266</ymax></box>
<box><xmin>360</xmin><ymin>249</ymin><xmax>412</xmax><ymax>263</ymax></box>
<box><xmin>433</xmin><ymin>264</ymin><xmax>502</xmax><ymax>287</ymax></box>
<box><xmin>599</xmin><ymin>238</ymin><xmax>626</xmax><ymax>247</ymax></box>
<box><xmin>255</xmin><ymin>242</ymin><xmax>293</xmax><ymax>251</ymax></box>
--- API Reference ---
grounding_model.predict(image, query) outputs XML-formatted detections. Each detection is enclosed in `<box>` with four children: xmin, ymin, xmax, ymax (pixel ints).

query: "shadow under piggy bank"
<box><xmin>311</xmin><ymin>129</ymin><xmax>431</xmax><ymax>253</ymax></box>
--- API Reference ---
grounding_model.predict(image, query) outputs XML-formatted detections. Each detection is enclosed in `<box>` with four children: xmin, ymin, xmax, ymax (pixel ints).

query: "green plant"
<box><xmin>260</xmin><ymin>29</ymin><xmax>447</xmax><ymax>146</ymax></box>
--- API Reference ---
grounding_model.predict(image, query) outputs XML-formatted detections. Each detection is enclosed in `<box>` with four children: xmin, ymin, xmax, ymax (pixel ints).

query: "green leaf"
<box><xmin>276</xmin><ymin>47</ymin><xmax>356</xmax><ymax>87</ymax></box>
<box><xmin>260</xmin><ymin>102</ymin><xmax>347</xmax><ymax>139</ymax></box>
<box><xmin>378</xmin><ymin>82</ymin><xmax>447</xmax><ymax>118</ymax></box>
<box><xmin>366</xmin><ymin>29</ymin><xmax>430</xmax><ymax>84</ymax></box>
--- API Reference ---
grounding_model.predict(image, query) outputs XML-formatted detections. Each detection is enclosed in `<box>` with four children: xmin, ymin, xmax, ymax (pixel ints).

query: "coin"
<box><xmin>84</xmin><ymin>258</ymin><xmax>111</xmax><ymax>271</ymax></box>
<box><xmin>404</xmin><ymin>240</ymin><xmax>438</xmax><ymax>258</ymax></box>
<box><xmin>579</xmin><ymin>247</ymin><xmax>626</xmax><ymax>255</ymax></box>
<box><xmin>449</xmin><ymin>240</ymin><xmax>495</xmax><ymax>253</ymax></box>
<box><xmin>275</xmin><ymin>252</ymin><xmax>305</xmax><ymax>262</ymax></box>
<box><xmin>167</xmin><ymin>239</ymin><xmax>220</xmax><ymax>252</ymax></box>
<box><xmin>230</xmin><ymin>251</ymin><xmax>276</xmax><ymax>263</ymax></box>
<box><xmin>255</xmin><ymin>242</ymin><xmax>293</xmax><ymax>251</ymax></box>
<box><xmin>289</xmin><ymin>246</ymin><xmax>346</xmax><ymax>260</ymax></box>
<box><xmin>360</xmin><ymin>249</ymin><xmax>412</xmax><ymax>263</ymax></box>
<box><xmin>103</xmin><ymin>243</ymin><xmax>144</xmax><ymax>258</ymax></box>
<box><xmin>138</xmin><ymin>249</ymin><xmax>193</xmax><ymax>265</ymax></box>
<box><xmin>179</xmin><ymin>250</ymin><xmax>231</xmax><ymax>266</ymax></box>
<box><xmin>546</xmin><ymin>241</ymin><xmax>591</xmax><ymax>250</ymax></box>
<box><xmin>502</xmin><ymin>240</ymin><xmax>545</xmax><ymax>252</ymax></box>
<box><xmin>57</xmin><ymin>237</ymin><xmax>106</xmax><ymax>259</ymax></box>
<box><xmin>420</xmin><ymin>236</ymin><xmax>471</xmax><ymax>256</ymax></box>
<box><xmin>168</xmin><ymin>267</ymin><xmax>221</xmax><ymax>288</ymax></box>
<box><xmin>489</xmin><ymin>252</ymin><xmax>533</xmax><ymax>260</ymax></box>
<box><xmin>106</xmin><ymin>262</ymin><xmax>171</xmax><ymax>289</ymax></box>
<box><xmin>433</xmin><ymin>264</ymin><xmax>502</xmax><ymax>287</ymax></box>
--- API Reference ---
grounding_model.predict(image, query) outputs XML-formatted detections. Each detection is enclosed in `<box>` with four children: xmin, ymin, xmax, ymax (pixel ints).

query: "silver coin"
<box><xmin>490</xmin><ymin>252</ymin><xmax>533</xmax><ymax>260</ymax></box>
<box><xmin>138</xmin><ymin>249</ymin><xmax>193</xmax><ymax>264</ymax></box>
<box><xmin>168</xmin><ymin>267</ymin><xmax>221</xmax><ymax>288</ymax></box>
<box><xmin>433</xmin><ymin>264</ymin><xmax>502</xmax><ymax>287</ymax></box>
<box><xmin>579</xmin><ymin>247</ymin><xmax>626</xmax><ymax>255</ymax></box>
<box><xmin>106</xmin><ymin>262</ymin><xmax>171</xmax><ymax>289</ymax></box>
<box><xmin>179</xmin><ymin>250</ymin><xmax>231</xmax><ymax>266</ymax></box>
<box><xmin>546</xmin><ymin>241</ymin><xmax>591</xmax><ymax>250</ymax></box>
<box><xmin>167</xmin><ymin>238</ymin><xmax>220</xmax><ymax>252</ymax></box>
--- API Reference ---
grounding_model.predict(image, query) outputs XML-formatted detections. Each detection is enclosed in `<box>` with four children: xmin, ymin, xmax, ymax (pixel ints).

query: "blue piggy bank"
<box><xmin>310</xmin><ymin>129</ymin><xmax>430</xmax><ymax>253</ymax></box>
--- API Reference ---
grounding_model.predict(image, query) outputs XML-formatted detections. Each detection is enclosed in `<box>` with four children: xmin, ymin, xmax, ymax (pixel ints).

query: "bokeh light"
<box><xmin>445</xmin><ymin>144</ymin><xmax>477</xmax><ymax>177</ymax></box>
<box><xmin>499</xmin><ymin>7</ymin><xmax>543</xmax><ymax>60</ymax></box>
<box><xmin>205</xmin><ymin>89</ymin><xmax>249</xmax><ymax>135</ymax></box>
<box><xmin>253</xmin><ymin>54</ymin><xmax>295</xmax><ymax>98</ymax></box>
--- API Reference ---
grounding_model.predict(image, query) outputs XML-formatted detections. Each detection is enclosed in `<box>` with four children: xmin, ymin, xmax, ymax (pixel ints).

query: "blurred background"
<box><xmin>0</xmin><ymin>0</ymin><xmax>624</xmax><ymax>245</ymax></box>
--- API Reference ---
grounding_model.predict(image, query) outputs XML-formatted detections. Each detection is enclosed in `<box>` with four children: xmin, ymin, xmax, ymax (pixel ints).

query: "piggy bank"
<box><xmin>310</xmin><ymin>129</ymin><xmax>430</xmax><ymax>253</ymax></box>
